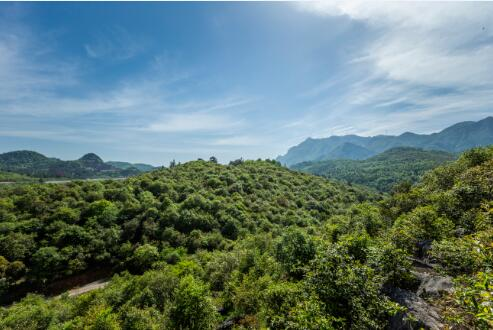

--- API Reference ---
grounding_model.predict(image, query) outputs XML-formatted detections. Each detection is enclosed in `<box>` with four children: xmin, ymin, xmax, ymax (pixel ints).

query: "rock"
<box><xmin>414</xmin><ymin>271</ymin><xmax>454</xmax><ymax>297</ymax></box>
<box><xmin>388</xmin><ymin>287</ymin><xmax>444</xmax><ymax>330</ymax></box>
<box><xmin>453</xmin><ymin>227</ymin><xmax>467</xmax><ymax>237</ymax></box>
<box><xmin>217</xmin><ymin>316</ymin><xmax>242</xmax><ymax>330</ymax></box>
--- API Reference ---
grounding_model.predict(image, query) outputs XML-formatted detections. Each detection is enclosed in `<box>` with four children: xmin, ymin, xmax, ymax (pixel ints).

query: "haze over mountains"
<box><xmin>0</xmin><ymin>150</ymin><xmax>155</xmax><ymax>180</ymax></box>
<box><xmin>278</xmin><ymin>117</ymin><xmax>493</xmax><ymax>166</ymax></box>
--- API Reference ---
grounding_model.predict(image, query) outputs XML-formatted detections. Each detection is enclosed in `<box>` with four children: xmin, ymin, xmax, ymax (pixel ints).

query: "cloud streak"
<box><xmin>84</xmin><ymin>26</ymin><xmax>145</xmax><ymax>60</ymax></box>
<box><xmin>145</xmin><ymin>112</ymin><xmax>244</xmax><ymax>133</ymax></box>
<box><xmin>295</xmin><ymin>1</ymin><xmax>493</xmax><ymax>136</ymax></box>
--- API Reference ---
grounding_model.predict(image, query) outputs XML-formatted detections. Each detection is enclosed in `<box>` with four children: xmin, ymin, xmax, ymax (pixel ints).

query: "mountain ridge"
<box><xmin>278</xmin><ymin>116</ymin><xmax>493</xmax><ymax>166</ymax></box>
<box><xmin>0</xmin><ymin>150</ymin><xmax>154</xmax><ymax>180</ymax></box>
<box><xmin>292</xmin><ymin>146</ymin><xmax>456</xmax><ymax>192</ymax></box>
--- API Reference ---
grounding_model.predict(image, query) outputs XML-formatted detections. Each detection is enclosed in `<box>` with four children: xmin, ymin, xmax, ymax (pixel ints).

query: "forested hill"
<box><xmin>0</xmin><ymin>150</ymin><xmax>154</xmax><ymax>180</ymax></box>
<box><xmin>292</xmin><ymin>147</ymin><xmax>456</xmax><ymax>192</ymax></box>
<box><xmin>0</xmin><ymin>151</ymin><xmax>492</xmax><ymax>328</ymax></box>
<box><xmin>278</xmin><ymin>116</ymin><xmax>493</xmax><ymax>166</ymax></box>
<box><xmin>0</xmin><ymin>159</ymin><xmax>374</xmax><ymax>302</ymax></box>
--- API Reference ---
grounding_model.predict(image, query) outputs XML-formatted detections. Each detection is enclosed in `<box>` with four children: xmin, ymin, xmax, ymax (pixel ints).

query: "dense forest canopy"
<box><xmin>293</xmin><ymin>147</ymin><xmax>456</xmax><ymax>192</ymax></box>
<box><xmin>0</xmin><ymin>148</ymin><xmax>492</xmax><ymax>329</ymax></box>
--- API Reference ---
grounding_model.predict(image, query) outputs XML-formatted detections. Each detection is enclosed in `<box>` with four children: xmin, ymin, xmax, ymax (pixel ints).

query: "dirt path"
<box><xmin>66</xmin><ymin>278</ymin><xmax>110</xmax><ymax>297</ymax></box>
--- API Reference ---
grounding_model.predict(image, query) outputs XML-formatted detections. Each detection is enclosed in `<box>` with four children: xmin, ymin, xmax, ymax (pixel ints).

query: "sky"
<box><xmin>0</xmin><ymin>1</ymin><xmax>492</xmax><ymax>165</ymax></box>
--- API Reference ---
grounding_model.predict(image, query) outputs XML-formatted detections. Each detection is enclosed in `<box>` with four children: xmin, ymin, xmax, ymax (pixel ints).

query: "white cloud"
<box><xmin>299</xmin><ymin>1</ymin><xmax>493</xmax><ymax>88</ymax></box>
<box><xmin>295</xmin><ymin>1</ymin><xmax>493</xmax><ymax>136</ymax></box>
<box><xmin>0</xmin><ymin>20</ymin><xmax>255</xmax><ymax>161</ymax></box>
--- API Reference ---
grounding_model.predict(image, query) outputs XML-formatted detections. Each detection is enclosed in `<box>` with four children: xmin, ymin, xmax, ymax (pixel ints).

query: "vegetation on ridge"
<box><xmin>293</xmin><ymin>147</ymin><xmax>456</xmax><ymax>192</ymax></box>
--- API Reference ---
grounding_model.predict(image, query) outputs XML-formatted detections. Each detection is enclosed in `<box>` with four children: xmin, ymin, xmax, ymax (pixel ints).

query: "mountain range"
<box><xmin>0</xmin><ymin>150</ymin><xmax>155</xmax><ymax>180</ymax></box>
<box><xmin>277</xmin><ymin>116</ymin><xmax>493</xmax><ymax>166</ymax></box>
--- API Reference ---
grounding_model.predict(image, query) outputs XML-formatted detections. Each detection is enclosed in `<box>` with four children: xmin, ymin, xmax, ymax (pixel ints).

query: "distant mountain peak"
<box><xmin>0</xmin><ymin>150</ymin><xmax>49</xmax><ymax>164</ymax></box>
<box><xmin>79</xmin><ymin>153</ymin><xmax>104</xmax><ymax>164</ymax></box>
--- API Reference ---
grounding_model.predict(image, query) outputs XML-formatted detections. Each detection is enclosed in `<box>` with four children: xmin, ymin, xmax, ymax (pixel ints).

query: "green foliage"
<box><xmin>367</xmin><ymin>243</ymin><xmax>417</xmax><ymax>289</ymax></box>
<box><xmin>31</xmin><ymin>247</ymin><xmax>65</xmax><ymax>282</ymax></box>
<box><xmin>382</xmin><ymin>146</ymin><xmax>493</xmax><ymax>327</ymax></box>
<box><xmin>170</xmin><ymin>275</ymin><xmax>218</xmax><ymax>330</ymax></box>
<box><xmin>131</xmin><ymin>244</ymin><xmax>159</xmax><ymax>271</ymax></box>
<box><xmin>293</xmin><ymin>147</ymin><xmax>455</xmax><ymax>192</ymax></box>
<box><xmin>307</xmin><ymin>246</ymin><xmax>398</xmax><ymax>329</ymax></box>
<box><xmin>391</xmin><ymin>206</ymin><xmax>454</xmax><ymax>253</ymax></box>
<box><xmin>454</xmin><ymin>271</ymin><xmax>493</xmax><ymax>329</ymax></box>
<box><xmin>261</xmin><ymin>281</ymin><xmax>337</xmax><ymax>329</ymax></box>
<box><xmin>274</xmin><ymin>228</ymin><xmax>316</xmax><ymax>278</ymax></box>
<box><xmin>0</xmin><ymin>159</ymin><xmax>371</xmax><ymax>296</ymax></box>
<box><xmin>1</xmin><ymin>146</ymin><xmax>493</xmax><ymax>329</ymax></box>
<box><xmin>0</xmin><ymin>171</ymin><xmax>36</xmax><ymax>183</ymax></box>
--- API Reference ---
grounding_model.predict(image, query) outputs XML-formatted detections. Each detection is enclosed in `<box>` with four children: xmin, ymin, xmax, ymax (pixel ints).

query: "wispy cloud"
<box><xmin>84</xmin><ymin>26</ymin><xmax>145</xmax><ymax>60</ymax></box>
<box><xmin>209</xmin><ymin>135</ymin><xmax>264</xmax><ymax>146</ymax></box>
<box><xmin>145</xmin><ymin>112</ymin><xmax>244</xmax><ymax>133</ymax></box>
<box><xmin>295</xmin><ymin>1</ymin><xmax>493</xmax><ymax>136</ymax></box>
<box><xmin>0</xmin><ymin>18</ymin><xmax>254</xmax><ymax>160</ymax></box>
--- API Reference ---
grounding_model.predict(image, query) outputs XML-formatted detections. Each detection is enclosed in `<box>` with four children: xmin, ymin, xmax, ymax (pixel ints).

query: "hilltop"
<box><xmin>0</xmin><ymin>159</ymin><xmax>374</xmax><ymax>303</ymax></box>
<box><xmin>293</xmin><ymin>147</ymin><xmax>456</xmax><ymax>192</ymax></box>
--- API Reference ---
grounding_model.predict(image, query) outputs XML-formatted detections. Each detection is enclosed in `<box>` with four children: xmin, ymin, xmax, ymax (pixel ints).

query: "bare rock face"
<box><xmin>388</xmin><ymin>287</ymin><xmax>444</xmax><ymax>330</ymax></box>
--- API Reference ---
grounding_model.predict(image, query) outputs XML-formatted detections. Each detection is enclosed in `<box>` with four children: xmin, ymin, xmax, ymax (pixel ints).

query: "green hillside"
<box><xmin>293</xmin><ymin>147</ymin><xmax>456</xmax><ymax>192</ymax></box>
<box><xmin>1</xmin><ymin>150</ymin><xmax>491</xmax><ymax>329</ymax></box>
<box><xmin>0</xmin><ymin>160</ymin><xmax>374</xmax><ymax>298</ymax></box>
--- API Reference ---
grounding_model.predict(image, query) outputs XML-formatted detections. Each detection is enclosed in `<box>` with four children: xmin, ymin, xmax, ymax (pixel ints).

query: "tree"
<box><xmin>275</xmin><ymin>228</ymin><xmax>315</xmax><ymax>278</ymax></box>
<box><xmin>307</xmin><ymin>247</ymin><xmax>397</xmax><ymax>329</ymax></box>
<box><xmin>0</xmin><ymin>232</ymin><xmax>35</xmax><ymax>261</ymax></box>
<box><xmin>170</xmin><ymin>275</ymin><xmax>218</xmax><ymax>330</ymax></box>
<box><xmin>31</xmin><ymin>247</ymin><xmax>65</xmax><ymax>282</ymax></box>
<box><xmin>132</xmin><ymin>244</ymin><xmax>159</xmax><ymax>271</ymax></box>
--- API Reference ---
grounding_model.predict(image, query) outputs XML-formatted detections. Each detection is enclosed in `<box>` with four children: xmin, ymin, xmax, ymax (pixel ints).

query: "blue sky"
<box><xmin>0</xmin><ymin>2</ymin><xmax>492</xmax><ymax>165</ymax></box>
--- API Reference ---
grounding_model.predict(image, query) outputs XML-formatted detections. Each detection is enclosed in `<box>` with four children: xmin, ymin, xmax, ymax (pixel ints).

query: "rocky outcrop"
<box><xmin>388</xmin><ymin>287</ymin><xmax>444</xmax><ymax>330</ymax></box>
<box><xmin>387</xmin><ymin>256</ymin><xmax>454</xmax><ymax>329</ymax></box>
